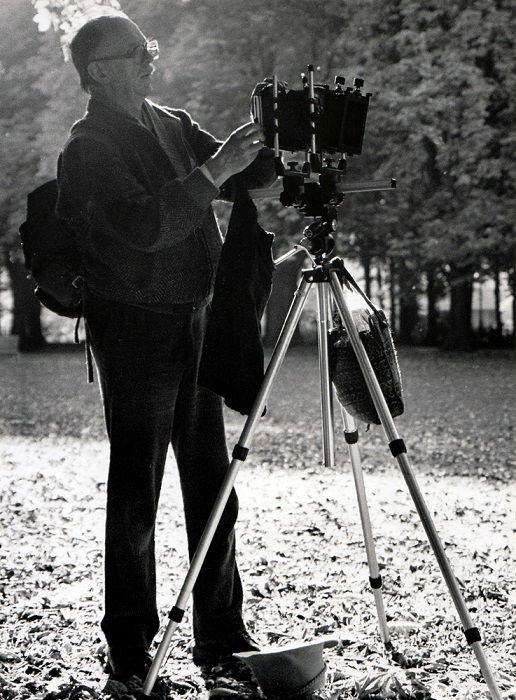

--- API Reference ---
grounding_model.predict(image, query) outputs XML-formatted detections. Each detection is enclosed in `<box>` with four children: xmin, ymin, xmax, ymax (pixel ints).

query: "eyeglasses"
<box><xmin>90</xmin><ymin>38</ymin><xmax>159</xmax><ymax>64</ymax></box>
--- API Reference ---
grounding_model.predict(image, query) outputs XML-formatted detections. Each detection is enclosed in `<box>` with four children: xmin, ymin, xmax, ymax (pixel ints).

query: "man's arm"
<box><xmin>218</xmin><ymin>148</ymin><xmax>277</xmax><ymax>200</ymax></box>
<box><xmin>173</xmin><ymin>109</ymin><xmax>275</xmax><ymax>196</ymax></box>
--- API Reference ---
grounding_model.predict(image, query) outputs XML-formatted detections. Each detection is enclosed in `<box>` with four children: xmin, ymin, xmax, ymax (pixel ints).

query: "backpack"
<box><xmin>19</xmin><ymin>178</ymin><xmax>83</xmax><ymax>318</ymax></box>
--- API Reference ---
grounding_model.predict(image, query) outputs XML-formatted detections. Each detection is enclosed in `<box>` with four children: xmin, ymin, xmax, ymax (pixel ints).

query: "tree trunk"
<box><xmin>398</xmin><ymin>266</ymin><xmax>419</xmax><ymax>344</ymax></box>
<box><xmin>442</xmin><ymin>268</ymin><xmax>473</xmax><ymax>350</ymax></box>
<box><xmin>493</xmin><ymin>268</ymin><xmax>503</xmax><ymax>342</ymax></box>
<box><xmin>5</xmin><ymin>253</ymin><xmax>46</xmax><ymax>351</ymax></box>
<box><xmin>476</xmin><ymin>278</ymin><xmax>484</xmax><ymax>331</ymax></box>
<box><xmin>388</xmin><ymin>258</ymin><xmax>397</xmax><ymax>336</ymax></box>
<box><xmin>361</xmin><ymin>253</ymin><xmax>371</xmax><ymax>298</ymax></box>
<box><xmin>513</xmin><ymin>276</ymin><xmax>516</xmax><ymax>347</ymax></box>
<box><xmin>263</xmin><ymin>254</ymin><xmax>305</xmax><ymax>346</ymax></box>
<box><xmin>375</xmin><ymin>263</ymin><xmax>384</xmax><ymax>308</ymax></box>
<box><xmin>425</xmin><ymin>267</ymin><xmax>439</xmax><ymax>345</ymax></box>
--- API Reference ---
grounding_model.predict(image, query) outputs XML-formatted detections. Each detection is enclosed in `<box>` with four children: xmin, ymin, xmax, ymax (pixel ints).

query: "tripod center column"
<box><xmin>316</xmin><ymin>281</ymin><xmax>335</xmax><ymax>467</ymax></box>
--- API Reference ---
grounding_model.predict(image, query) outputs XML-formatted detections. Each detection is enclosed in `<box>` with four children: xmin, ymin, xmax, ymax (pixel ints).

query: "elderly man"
<box><xmin>56</xmin><ymin>13</ymin><xmax>273</xmax><ymax>689</ymax></box>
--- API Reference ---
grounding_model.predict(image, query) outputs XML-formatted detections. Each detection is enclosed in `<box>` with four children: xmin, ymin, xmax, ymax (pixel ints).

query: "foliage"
<box><xmin>0</xmin><ymin>0</ymin><xmax>513</xmax><ymax>344</ymax></box>
<box><xmin>0</xmin><ymin>1</ymin><xmax>82</xmax><ymax>255</ymax></box>
<box><xmin>357</xmin><ymin>0</ymin><xmax>515</xmax><ymax>277</ymax></box>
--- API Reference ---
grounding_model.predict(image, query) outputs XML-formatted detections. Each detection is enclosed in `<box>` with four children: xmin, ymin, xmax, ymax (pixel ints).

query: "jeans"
<box><xmin>85</xmin><ymin>295</ymin><xmax>244</xmax><ymax>652</ymax></box>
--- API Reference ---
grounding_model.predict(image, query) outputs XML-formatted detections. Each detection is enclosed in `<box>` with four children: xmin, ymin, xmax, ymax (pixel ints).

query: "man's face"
<box><xmin>88</xmin><ymin>19</ymin><xmax>156</xmax><ymax>98</ymax></box>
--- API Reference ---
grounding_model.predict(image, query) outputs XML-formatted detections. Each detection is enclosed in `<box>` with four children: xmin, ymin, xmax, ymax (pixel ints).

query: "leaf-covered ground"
<box><xmin>0</xmin><ymin>347</ymin><xmax>514</xmax><ymax>699</ymax></box>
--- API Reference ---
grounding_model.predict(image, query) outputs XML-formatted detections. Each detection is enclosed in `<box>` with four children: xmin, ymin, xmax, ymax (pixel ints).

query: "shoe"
<box><xmin>105</xmin><ymin>646</ymin><xmax>152</xmax><ymax>681</ymax></box>
<box><xmin>103</xmin><ymin>674</ymin><xmax>145</xmax><ymax>698</ymax></box>
<box><xmin>104</xmin><ymin>647</ymin><xmax>171</xmax><ymax>698</ymax></box>
<box><xmin>103</xmin><ymin>675</ymin><xmax>170</xmax><ymax>699</ymax></box>
<box><xmin>199</xmin><ymin>656</ymin><xmax>257</xmax><ymax>685</ymax></box>
<box><xmin>192</xmin><ymin>630</ymin><xmax>260</xmax><ymax>668</ymax></box>
<box><xmin>193</xmin><ymin>630</ymin><xmax>260</xmax><ymax>684</ymax></box>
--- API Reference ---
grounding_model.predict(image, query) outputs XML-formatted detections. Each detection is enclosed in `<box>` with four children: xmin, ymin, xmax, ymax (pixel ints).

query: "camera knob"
<box><xmin>334</xmin><ymin>75</ymin><xmax>345</xmax><ymax>87</ymax></box>
<box><xmin>354</xmin><ymin>77</ymin><xmax>364</xmax><ymax>89</ymax></box>
<box><xmin>287</xmin><ymin>161</ymin><xmax>299</xmax><ymax>171</ymax></box>
<box><xmin>324</xmin><ymin>158</ymin><xmax>334</xmax><ymax>168</ymax></box>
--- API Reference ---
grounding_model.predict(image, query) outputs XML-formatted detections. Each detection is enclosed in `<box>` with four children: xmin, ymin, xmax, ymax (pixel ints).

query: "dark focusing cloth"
<box><xmin>198</xmin><ymin>192</ymin><xmax>274</xmax><ymax>415</ymax></box>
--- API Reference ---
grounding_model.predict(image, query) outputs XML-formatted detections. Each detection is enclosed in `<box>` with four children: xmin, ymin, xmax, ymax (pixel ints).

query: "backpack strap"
<box><xmin>73</xmin><ymin>318</ymin><xmax>94</xmax><ymax>383</ymax></box>
<box><xmin>85</xmin><ymin>325</ymin><xmax>94</xmax><ymax>384</ymax></box>
<box><xmin>73</xmin><ymin>283</ymin><xmax>94</xmax><ymax>384</ymax></box>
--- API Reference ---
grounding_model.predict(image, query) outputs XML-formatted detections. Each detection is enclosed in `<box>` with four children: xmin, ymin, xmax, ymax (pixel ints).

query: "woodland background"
<box><xmin>0</xmin><ymin>0</ymin><xmax>514</xmax><ymax>351</ymax></box>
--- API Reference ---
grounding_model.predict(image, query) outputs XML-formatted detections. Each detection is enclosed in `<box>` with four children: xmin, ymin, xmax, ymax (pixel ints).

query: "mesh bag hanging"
<box><xmin>328</xmin><ymin>268</ymin><xmax>404</xmax><ymax>425</ymax></box>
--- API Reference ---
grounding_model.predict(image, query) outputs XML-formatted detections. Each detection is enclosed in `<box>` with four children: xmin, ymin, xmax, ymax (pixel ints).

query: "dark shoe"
<box><xmin>103</xmin><ymin>675</ymin><xmax>170</xmax><ymax>699</ymax></box>
<box><xmin>192</xmin><ymin>630</ymin><xmax>260</xmax><ymax>668</ymax></box>
<box><xmin>105</xmin><ymin>646</ymin><xmax>152</xmax><ymax>681</ymax></box>
<box><xmin>103</xmin><ymin>647</ymin><xmax>172</xmax><ymax>698</ymax></box>
<box><xmin>103</xmin><ymin>674</ymin><xmax>145</xmax><ymax>698</ymax></box>
<box><xmin>200</xmin><ymin>656</ymin><xmax>257</xmax><ymax>685</ymax></box>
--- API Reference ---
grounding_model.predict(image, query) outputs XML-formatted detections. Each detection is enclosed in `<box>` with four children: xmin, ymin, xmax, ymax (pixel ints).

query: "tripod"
<box><xmin>143</xmin><ymin>227</ymin><xmax>502</xmax><ymax>699</ymax></box>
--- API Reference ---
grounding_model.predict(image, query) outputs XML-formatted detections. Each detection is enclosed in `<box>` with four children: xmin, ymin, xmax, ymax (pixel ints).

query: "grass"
<box><xmin>0</xmin><ymin>346</ymin><xmax>514</xmax><ymax>699</ymax></box>
<box><xmin>1</xmin><ymin>345</ymin><xmax>514</xmax><ymax>480</ymax></box>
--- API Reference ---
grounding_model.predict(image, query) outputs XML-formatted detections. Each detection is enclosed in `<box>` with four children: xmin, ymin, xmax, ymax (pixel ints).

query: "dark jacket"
<box><xmin>56</xmin><ymin>97</ymin><xmax>274</xmax><ymax>309</ymax></box>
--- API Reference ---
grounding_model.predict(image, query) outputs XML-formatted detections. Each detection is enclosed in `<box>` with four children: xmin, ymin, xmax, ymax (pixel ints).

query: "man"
<box><xmin>56</xmin><ymin>12</ymin><xmax>273</xmax><ymax>690</ymax></box>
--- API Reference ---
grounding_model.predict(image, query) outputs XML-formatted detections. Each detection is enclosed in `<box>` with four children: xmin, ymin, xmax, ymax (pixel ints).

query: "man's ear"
<box><xmin>87</xmin><ymin>61</ymin><xmax>110</xmax><ymax>85</ymax></box>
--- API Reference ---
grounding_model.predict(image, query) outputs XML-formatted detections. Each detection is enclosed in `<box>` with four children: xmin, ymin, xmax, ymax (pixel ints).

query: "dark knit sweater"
<box><xmin>56</xmin><ymin>97</ymin><xmax>265</xmax><ymax>309</ymax></box>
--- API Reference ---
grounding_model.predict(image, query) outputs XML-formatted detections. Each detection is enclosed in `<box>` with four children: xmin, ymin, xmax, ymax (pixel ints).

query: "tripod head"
<box><xmin>279</xmin><ymin>159</ymin><xmax>347</xmax><ymax>217</ymax></box>
<box><xmin>299</xmin><ymin>206</ymin><xmax>338</xmax><ymax>263</ymax></box>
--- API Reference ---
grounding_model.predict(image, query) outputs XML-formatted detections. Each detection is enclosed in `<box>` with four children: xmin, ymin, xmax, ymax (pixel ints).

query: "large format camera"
<box><xmin>251</xmin><ymin>71</ymin><xmax>370</xmax><ymax>157</ymax></box>
<box><xmin>249</xmin><ymin>66</ymin><xmax>395</xmax><ymax>258</ymax></box>
<box><xmin>249</xmin><ymin>65</ymin><xmax>394</xmax><ymax>228</ymax></box>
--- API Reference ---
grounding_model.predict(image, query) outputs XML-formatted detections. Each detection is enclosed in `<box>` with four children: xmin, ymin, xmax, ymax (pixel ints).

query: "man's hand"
<box><xmin>205</xmin><ymin>121</ymin><xmax>264</xmax><ymax>188</ymax></box>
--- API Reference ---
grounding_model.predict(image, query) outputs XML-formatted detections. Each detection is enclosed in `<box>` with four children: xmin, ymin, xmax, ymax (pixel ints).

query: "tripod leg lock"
<box><xmin>369</xmin><ymin>575</ymin><xmax>383</xmax><ymax>589</ymax></box>
<box><xmin>232</xmin><ymin>444</ymin><xmax>249</xmax><ymax>461</ymax></box>
<box><xmin>389</xmin><ymin>438</ymin><xmax>407</xmax><ymax>457</ymax></box>
<box><xmin>168</xmin><ymin>606</ymin><xmax>185</xmax><ymax>623</ymax></box>
<box><xmin>344</xmin><ymin>430</ymin><xmax>359</xmax><ymax>444</ymax></box>
<box><xmin>463</xmin><ymin>627</ymin><xmax>482</xmax><ymax>645</ymax></box>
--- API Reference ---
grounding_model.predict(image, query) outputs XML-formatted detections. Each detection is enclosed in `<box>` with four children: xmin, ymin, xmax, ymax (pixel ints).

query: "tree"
<box><xmin>360</xmin><ymin>0</ymin><xmax>515</xmax><ymax>347</ymax></box>
<box><xmin>0</xmin><ymin>0</ymin><xmax>57</xmax><ymax>348</ymax></box>
<box><xmin>1</xmin><ymin>0</ymin><xmax>512</xmax><ymax>349</ymax></box>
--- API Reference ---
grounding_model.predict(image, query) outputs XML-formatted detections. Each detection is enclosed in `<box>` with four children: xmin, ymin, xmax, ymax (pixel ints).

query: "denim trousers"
<box><xmin>85</xmin><ymin>296</ymin><xmax>244</xmax><ymax>652</ymax></box>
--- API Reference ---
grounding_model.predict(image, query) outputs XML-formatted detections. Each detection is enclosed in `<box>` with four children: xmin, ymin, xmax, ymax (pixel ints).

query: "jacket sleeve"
<box><xmin>169</xmin><ymin>108</ymin><xmax>222</xmax><ymax>163</ymax></box>
<box><xmin>171</xmin><ymin>108</ymin><xmax>277</xmax><ymax>200</ymax></box>
<box><xmin>56</xmin><ymin>133</ymin><xmax>220</xmax><ymax>253</ymax></box>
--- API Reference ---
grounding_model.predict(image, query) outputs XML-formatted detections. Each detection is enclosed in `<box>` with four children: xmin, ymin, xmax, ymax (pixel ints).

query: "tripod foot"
<box><xmin>142</xmin><ymin>619</ymin><xmax>180</xmax><ymax>696</ymax></box>
<box><xmin>339</xmin><ymin>407</ymin><xmax>390</xmax><ymax>644</ymax></box>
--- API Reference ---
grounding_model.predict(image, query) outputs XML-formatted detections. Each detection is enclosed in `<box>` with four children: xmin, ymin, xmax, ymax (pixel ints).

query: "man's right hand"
<box><xmin>206</xmin><ymin>121</ymin><xmax>265</xmax><ymax>188</ymax></box>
